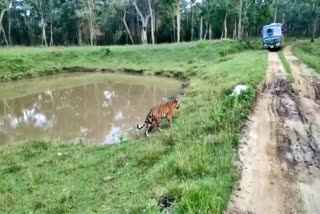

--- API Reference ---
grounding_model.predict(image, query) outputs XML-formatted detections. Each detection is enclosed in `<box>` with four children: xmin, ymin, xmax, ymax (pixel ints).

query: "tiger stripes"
<box><xmin>137</xmin><ymin>98</ymin><xmax>180</xmax><ymax>137</ymax></box>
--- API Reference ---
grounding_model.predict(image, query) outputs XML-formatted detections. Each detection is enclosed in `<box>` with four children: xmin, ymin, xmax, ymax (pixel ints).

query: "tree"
<box><xmin>147</xmin><ymin>0</ymin><xmax>155</xmax><ymax>44</ymax></box>
<box><xmin>311</xmin><ymin>0</ymin><xmax>320</xmax><ymax>42</ymax></box>
<box><xmin>30</xmin><ymin>0</ymin><xmax>50</xmax><ymax>46</ymax></box>
<box><xmin>0</xmin><ymin>0</ymin><xmax>10</xmax><ymax>45</ymax></box>
<box><xmin>0</xmin><ymin>0</ymin><xmax>319</xmax><ymax>46</ymax></box>
<box><xmin>190</xmin><ymin>0</ymin><xmax>195</xmax><ymax>41</ymax></box>
<box><xmin>130</xmin><ymin>0</ymin><xmax>151</xmax><ymax>44</ymax></box>
<box><xmin>87</xmin><ymin>0</ymin><xmax>96</xmax><ymax>45</ymax></box>
<box><xmin>238</xmin><ymin>0</ymin><xmax>242</xmax><ymax>40</ymax></box>
<box><xmin>176</xmin><ymin>0</ymin><xmax>180</xmax><ymax>42</ymax></box>
<box><xmin>108</xmin><ymin>0</ymin><xmax>135</xmax><ymax>44</ymax></box>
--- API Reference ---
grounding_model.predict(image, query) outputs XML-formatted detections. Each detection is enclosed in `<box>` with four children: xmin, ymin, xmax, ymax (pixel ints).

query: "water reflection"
<box><xmin>0</xmin><ymin>76</ymin><xmax>179</xmax><ymax>145</ymax></box>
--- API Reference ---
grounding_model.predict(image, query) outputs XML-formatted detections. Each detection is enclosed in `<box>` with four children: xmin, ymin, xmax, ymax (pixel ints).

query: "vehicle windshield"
<box><xmin>263</xmin><ymin>26</ymin><xmax>282</xmax><ymax>38</ymax></box>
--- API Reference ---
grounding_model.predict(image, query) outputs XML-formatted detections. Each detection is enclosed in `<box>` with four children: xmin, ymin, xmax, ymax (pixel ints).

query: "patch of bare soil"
<box><xmin>227</xmin><ymin>52</ymin><xmax>304</xmax><ymax>214</ymax></box>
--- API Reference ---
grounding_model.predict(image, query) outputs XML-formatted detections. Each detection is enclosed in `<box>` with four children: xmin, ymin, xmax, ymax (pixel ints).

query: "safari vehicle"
<box><xmin>261</xmin><ymin>23</ymin><xmax>285</xmax><ymax>51</ymax></box>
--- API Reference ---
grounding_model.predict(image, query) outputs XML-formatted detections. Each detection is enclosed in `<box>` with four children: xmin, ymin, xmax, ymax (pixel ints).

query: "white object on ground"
<box><xmin>231</xmin><ymin>85</ymin><xmax>249</xmax><ymax>96</ymax></box>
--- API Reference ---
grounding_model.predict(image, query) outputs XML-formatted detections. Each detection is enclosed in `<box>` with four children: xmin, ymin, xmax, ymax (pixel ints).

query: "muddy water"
<box><xmin>0</xmin><ymin>72</ymin><xmax>181</xmax><ymax>145</ymax></box>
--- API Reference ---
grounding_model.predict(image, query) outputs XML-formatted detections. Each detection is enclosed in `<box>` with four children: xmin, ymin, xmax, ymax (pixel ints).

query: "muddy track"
<box><xmin>227</xmin><ymin>47</ymin><xmax>320</xmax><ymax>214</ymax></box>
<box><xmin>282</xmin><ymin>47</ymin><xmax>320</xmax><ymax>214</ymax></box>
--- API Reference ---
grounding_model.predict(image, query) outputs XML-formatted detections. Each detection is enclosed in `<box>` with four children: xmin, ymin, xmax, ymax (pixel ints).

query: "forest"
<box><xmin>0</xmin><ymin>0</ymin><xmax>319</xmax><ymax>46</ymax></box>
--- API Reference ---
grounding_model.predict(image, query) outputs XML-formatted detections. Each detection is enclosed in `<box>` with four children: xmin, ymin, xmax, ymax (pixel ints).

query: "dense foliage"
<box><xmin>0</xmin><ymin>0</ymin><xmax>319</xmax><ymax>46</ymax></box>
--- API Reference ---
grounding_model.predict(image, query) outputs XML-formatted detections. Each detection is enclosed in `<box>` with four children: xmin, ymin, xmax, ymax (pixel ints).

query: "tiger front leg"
<box><xmin>167</xmin><ymin>115</ymin><xmax>173</xmax><ymax>127</ymax></box>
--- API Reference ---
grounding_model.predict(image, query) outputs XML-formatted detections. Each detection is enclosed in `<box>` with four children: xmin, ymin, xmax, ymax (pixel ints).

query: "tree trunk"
<box><xmin>203</xmin><ymin>22</ymin><xmax>208</xmax><ymax>39</ymax></box>
<box><xmin>23</xmin><ymin>15</ymin><xmax>33</xmax><ymax>45</ymax></box>
<box><xmin>50</xmin><ymin>15</ymin><xmax>53</xmax><ymax>46</ymax></box>
<box><xmin>186</xmin><ymin>8</ymin><xmax>189</xmax><ymax>35</ymax></box>
<box><xmin>224</xmin><ymin>11</ymin><xmax>228</xmax><ymax>39</ymax></box>
<box><xmin>0</xmin><ymin>25</ymin><xmax>8</xmax><ymax>46</ymax></box>
<box><xmin>176</xmin><ymin>0</ymin><xmax>181</xmax><ymax>43</ymax></box>
<box><xmin>41</xmin><ymin>16</ymin><xmax>48</xmax><ymax>46</ymax></box>
<box><xmin>49</xmin><ymin>0</ymin><xmax>53</xmax><ymax>46</ymax></box>
<box><xmin>8</xmin><ymin>9</ymin><xmax>11</xmax><ymax>45</ymax></box>
<box><xmin>122</xmin><ymin>13</ymin><xmax>134</xmax><ymax>45</ymax></box>
<box><xmin>245</xmin><ymin>31</ymin><xmax>249</xmax><ymax>43</ymax></box>
<box><xmin>274</xmin><ymin>0</ymin><xmax>278</xmax><ymax>22</ymax></box>
<box><xmin>78</xmin><ymin>23</ymin><xmax>82</xmax><ymax>45</ymax></box>
<box><xmin>87</xmin><ymin>0</ymin><xmax>94</xmax><ymax>46</ymax></box>
<box><xmin>191</xmin><ymin>4</ymin><xmax>194</xmax><ymax>41</ymax></box>
<box><xmin>220</xmin><ymin>25</ymin><xmax>224</xmax><ymax>39</ymax></box>
<box><xmin>199</xmin><ymin>16</ymin><xmax>203</xmax><ymax>40</ymax></box>
<box><xmin>209</xmin><ymin>24</ymin><xmax>212</xmax><ymax>40</ymax></box>
<box><xmin>241</xmin><ymin>26</ymin><xmax>244</xmax><ymax>38</ymax></box>
<box><xmin>0</xmin><ymin>9</ymin><xmax>7</xmax><ymax>29</ymax></box>
<box><xmin>135</xmin><ymin>13</ymin><xmax>139</xmax><ymax>43</ymax></box>
<box><xmin>141</xmin><ymin>23</ymin><xmax>148</xmax><ymax>44</ymax></box>
<box><xmin>238</xmin><ymin>0</ymin><xmax>242</xmax><ymax>40</ymax></box>
<box><xmin>148</xmin><ymin>0</ymin><xmax>155</xmax><ymax>44</ymax></box>
<box><xmin>311</xmin><ymin>19</ymin><xmax>317</xmax><ymax>43</ymax></box>
<box><xmin>172</xmin><ymin>15</ymin><xmax>176</xmax><ymax>42</ymax></box>
<box><xmin>282</xmin><ymin>13</ymin><xmax>285</xmax><ymax>25</ymax></box>
<box><xmin>0</xmin><ymin>9</ymin><xmax>9</xmax><ymax>46</ymax></box>
<box><xmin>311</xmin><ymin>3</ymin><xmax>317</xmax><ymax>43</ymax></box>
<box><xmin>233</xmin><ymin>20</ymin><xmax>237</xmax><ymax>40</ymax></box>
<box><xmin>42</xmin><ymin>27</ymin><xmax>47</xmax><ymax>46</ymax></box>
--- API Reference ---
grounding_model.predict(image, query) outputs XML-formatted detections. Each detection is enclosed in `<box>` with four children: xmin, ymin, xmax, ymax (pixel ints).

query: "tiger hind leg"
<box><xmin>156</xmin><ymin>118</ymin><xmax>162</xmax><ymax>132</ymax></box>
<box><xmin>145</xmin><ymin>123</ymin><xmax>154</xmax><ymax>137</ymax></box>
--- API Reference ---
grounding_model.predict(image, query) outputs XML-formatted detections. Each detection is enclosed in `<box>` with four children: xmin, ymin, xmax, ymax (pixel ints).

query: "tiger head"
<box><xmin>173</xmin><ymin>98</ymin><xmax>180</xmax><ymax>109</ymax></box>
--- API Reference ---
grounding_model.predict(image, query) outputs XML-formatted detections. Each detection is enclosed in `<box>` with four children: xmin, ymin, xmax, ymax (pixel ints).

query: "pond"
<box><xmin>0</xmin><ymin>72</ymin><xmax>181</xmax><ymax>145</ymax></box>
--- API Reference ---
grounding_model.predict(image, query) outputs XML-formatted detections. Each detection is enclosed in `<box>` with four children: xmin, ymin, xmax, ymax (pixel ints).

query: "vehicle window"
<box><xmin>263</xmin><ymin>27</ymin><xmax>282</xmax><ymax>37</ymax></box>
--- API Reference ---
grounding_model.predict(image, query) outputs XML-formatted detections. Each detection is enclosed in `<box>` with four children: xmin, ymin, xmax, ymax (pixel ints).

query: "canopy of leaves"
<box><xmin>0</xmin><ymin>0</ymin><xmax>319</xmax><ymax>45</ymax></box>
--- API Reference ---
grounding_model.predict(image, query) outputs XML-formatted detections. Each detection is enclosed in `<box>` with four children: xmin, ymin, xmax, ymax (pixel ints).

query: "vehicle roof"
<box><xmin>263</xmin><ymin>23</ymin><xmax>282</xmax><ymax>28</ymax></box>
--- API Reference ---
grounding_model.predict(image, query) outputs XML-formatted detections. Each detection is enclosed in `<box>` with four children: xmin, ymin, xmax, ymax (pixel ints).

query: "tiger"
<box><xmin>137</xmin><ymin>98</ymin><xmax>180</xmax><ymax>137</ymax></box>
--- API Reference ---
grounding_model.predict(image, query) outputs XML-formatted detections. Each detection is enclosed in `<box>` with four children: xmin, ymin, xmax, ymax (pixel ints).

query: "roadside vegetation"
<box><xmin>278</xmin><ymin>49</ymin><xmax>294</xmax><ymax>82</ymax></box>
<box><xmin>0</xmin><ymin>41</ymin><xmax>267</xmax><ymax>213</ymax></box>
<box><xmin>278</xmin><ymin>50</ymin><xmax>291</xmax><ymax>74</ymax></box>
<box><xmin>292</xmin><ymin>40</ymin><xmax>320</xmax><ymax>72</ymax></box>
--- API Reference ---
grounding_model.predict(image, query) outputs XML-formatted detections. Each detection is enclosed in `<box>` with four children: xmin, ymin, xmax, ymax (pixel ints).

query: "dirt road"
<box><xmin>227</xmin><ymin>47</ymin><xmax>320</xmax><ymax>214</ymax></box>
<box><xmin>283</xmin><ymin>47</ymin><xmax>320</xmax><ymax>214</ymax></box>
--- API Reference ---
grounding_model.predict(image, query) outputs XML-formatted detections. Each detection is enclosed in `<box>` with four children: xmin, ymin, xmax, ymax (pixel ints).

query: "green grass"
<box><xmin>292</xmin><ymin>39</ymin><xmax>320</xmax><ymax>72</ymax></box>
<box><xmin>0</xmin><ymin>40</ymin><xmax>259</xmax><ymax>81</ymax></box>
<box><xmin>278</xmin><ymin>50</ymin><xmax>291</xmax><ymax>73</ymax></box>
<box><xmin>278</xmin><ymin>50</ymin><xmax>293</xmax><ymax>82</ymax></box>
<box><xmin>0</xmin><ymin>40</ymin><xmax>267</xmax><ymax>213</ymax></box>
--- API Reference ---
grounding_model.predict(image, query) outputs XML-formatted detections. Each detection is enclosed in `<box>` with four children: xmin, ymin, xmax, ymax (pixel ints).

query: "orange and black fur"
<box><xmin>137</xmin><ymin>98</ymin><xmax>180</xmax><ymax>137</ymax></box>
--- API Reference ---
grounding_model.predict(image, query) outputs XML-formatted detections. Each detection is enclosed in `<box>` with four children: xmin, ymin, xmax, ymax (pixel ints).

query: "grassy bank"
<box><xmin>292</xmin><ymin>40</ymin><xmax>320</xmax><ymax>72</ymax></box>
<box><xmin>0</xmin><ymin>41</ymin><xmax>267</xmax><ymax>213</ymax></box>
<box><xmin>0</xmin><ymin>40</ymin><xmax>258</xmax><ymax>81</ymax></box>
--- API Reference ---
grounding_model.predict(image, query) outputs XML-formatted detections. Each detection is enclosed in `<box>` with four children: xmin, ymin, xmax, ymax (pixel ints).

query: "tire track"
<box><xmin>281</xmin><ymin>46</ymin><xmax>320</xmax><ymax>214</ymax></box>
